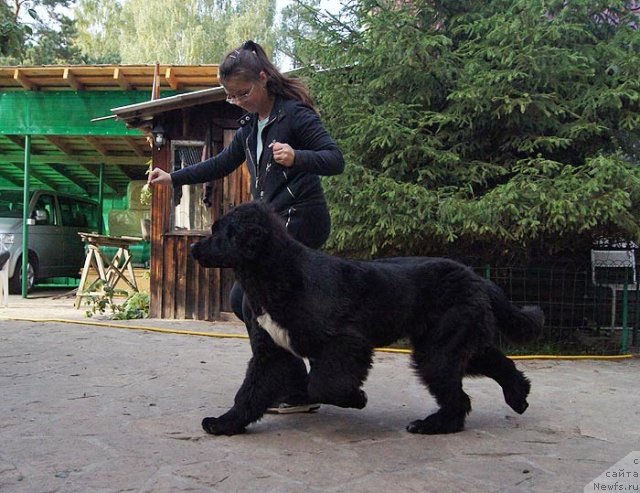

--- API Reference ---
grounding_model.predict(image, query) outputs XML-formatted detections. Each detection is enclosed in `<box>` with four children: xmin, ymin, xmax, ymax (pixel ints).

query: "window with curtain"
<box><xmin>171</xmin><ymin>140</ymin><xmax>211</xmax><ymax>231</ymax></box>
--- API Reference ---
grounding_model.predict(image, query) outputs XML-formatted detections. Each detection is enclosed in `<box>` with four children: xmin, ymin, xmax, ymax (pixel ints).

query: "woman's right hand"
<box><xmin>148</xmin><ymin>168</ymin><xmax>172</xmax><ymax>186</ymax></box>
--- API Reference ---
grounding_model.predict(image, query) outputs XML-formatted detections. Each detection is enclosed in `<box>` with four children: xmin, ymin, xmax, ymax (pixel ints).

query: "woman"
<box><xmin>148</xmin><ymin>40</ymin><xmax>345</xmax><ymax>414</ymax></box>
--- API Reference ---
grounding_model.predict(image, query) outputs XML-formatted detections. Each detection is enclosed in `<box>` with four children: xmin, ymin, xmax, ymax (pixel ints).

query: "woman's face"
<box><xmin>222</xmin><ymin>73</ymin><xmax>267</xmax><ymax>113</ymax></box>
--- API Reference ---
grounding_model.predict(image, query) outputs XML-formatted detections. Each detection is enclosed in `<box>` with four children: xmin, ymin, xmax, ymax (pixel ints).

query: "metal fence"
<box><xmin>470</xmin><ymin>250</ymin><xmax>638</xmax><ymax>355</ymax></box>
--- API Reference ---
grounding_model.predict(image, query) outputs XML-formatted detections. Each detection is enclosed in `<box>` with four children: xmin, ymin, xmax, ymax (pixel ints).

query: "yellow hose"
<box><xmin>6</xmin><ymin>317</ymin><xmax>636</xmax><ymax>361</ymax></box>
<box><xmin>507</xmin><ymin>354</ymin><xmax>634</xmax><ymax>360</ymax></box>
<box><xmin>374</xmin><ymin>348</ymin><xmax>635</xmax><ymax>360</ymax></box>
<box><xmin>7</xmin><ymin>317</ymin><xmax>250</xmax><ymax>340</ymax></box>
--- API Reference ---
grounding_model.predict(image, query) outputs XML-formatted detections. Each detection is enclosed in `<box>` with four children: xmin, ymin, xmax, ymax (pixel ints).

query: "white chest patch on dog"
<box><xmin>256</xmin><ymin>312</ymin><xmax>299</xmax><ymax>357</ymax></box>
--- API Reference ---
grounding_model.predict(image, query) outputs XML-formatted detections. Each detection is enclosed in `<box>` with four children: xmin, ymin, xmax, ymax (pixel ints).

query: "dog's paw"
<box><xmin>406</xmin><ymin>413</ymin><xmax>465</xmax><ymax>435</ymax></box>
<box><xmin>504</xmin><ymin>392</ymin><xmax>529</xmax><ymax>414</ymax></box>
<box><xmin>353</xmin><ymin>389</ymin><xmax>368</xmax><ymax>409</ymax></box>
<box><xmin>309</xmin><ymin>387</ymin><xmax>368</xmax><ymax>409</ymax></box>
<box><xmin>330</xmin><ymin>389</ymin><xmax>368</xmax><ymax>409</ymax></box>
<box><xmin>503</xmin><ymin>376</ymin><xmax>530</xmax><ymax>415</ymax></box>
<box><xmin>201</xmin><ymin>416</ymin><xmax>246</xmax><ymax>436</ymax></box>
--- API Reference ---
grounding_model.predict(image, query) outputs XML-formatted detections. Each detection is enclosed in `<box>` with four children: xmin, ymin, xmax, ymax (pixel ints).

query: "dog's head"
<box><xmin>191</xmin><ymin>201</ymin><xmax>277</xmax><ymax>269</ymax></box>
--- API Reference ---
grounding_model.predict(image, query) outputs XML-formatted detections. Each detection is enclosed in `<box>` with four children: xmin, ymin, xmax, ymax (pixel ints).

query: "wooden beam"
<box><xmin>152</xmin><ymin>63</ymin><xmax>161</xmax><ymax>99</ymax></box>
<box><xmin>85</xmin><ymin>136</ymin><xmax>110</xmax><ymax>156</ymax></box>
<box><xmin>3</xmin><ymin>135</ymin><xmax>26</xmax><ymax>149</ymax></box>
<box><xmin>13</xmin><ymin>69</ymin><xmax>36</xmax><ymax>90</ymax></box>
<box><xmin>7</xmin><ymin>162</ymin><xmax>57</xmax><ymax>189</ymax></box>
<box><xmin>5</xmin><ymin>160</ymin><xmax>130</xmax><ymax>197</ymax></box>
<box><xmin>211</xmin><ymin>117</ymin><xmax>242</xmax><ymax>129</ymax></box>
<box><xmin>76</xmin><ymin>163</ymin><xmax>120</xmax><ymax>193</ymax></box>
<box><xmin>94</xmin><ymin>164</ymin><xmax>130</xmax><ymax>196</ymax></box>
<box><xmin>63</xmin><ymin>68</ymin><xmax>85</xmax><ymax>91</ymax></box>
<box><xmin>165</xmin><ymin>67</ymin><xmax>180</xmax><ymax>90</ymax></box>
<box><xmin>0</xmin><ymin>153</ymin><xmax>148</xmax><ymax>166</ymax></box>
<box><xmin>1</xmin><ymin>65</ymin><xmax>221</xmax><ymax>91</ymax></box>
<box><xmin>124</xmin><ymin>137</ymin><xmax>150</xmax><ymax>157</ymax></box>
<box><xmin>46</xmin><ymin>164</ymin><xmax>92</xmax><ymax>192</ymax></box>
<box><xmin>0</xmin><ymin>169</ymin><xmax>23</xmax><ymax>187</ymax></box>
<box><xmin>3</xmin><ymin>135</ymin><xmax>45</xmax><ymax>154</ymax></box>
<box><xmin>113</xmin><ymin>68</ymin><xmax>132</xmax><ymax>90</ymax></box>
<box><xmin>46</xmin><ymin>136</ymin><xmax>76</xmax><ymax>155</ymax></box>
<box><xmin>113</xmin><ymin>164</ymin><xmax>134</xmax><ymax>181</ymax></box>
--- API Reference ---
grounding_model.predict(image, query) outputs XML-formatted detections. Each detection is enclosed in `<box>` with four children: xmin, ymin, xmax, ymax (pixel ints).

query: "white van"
<box><xmin>0</xmin><ymin>188</ymin><xmax>100</xmax><ymax>293</ymax></box>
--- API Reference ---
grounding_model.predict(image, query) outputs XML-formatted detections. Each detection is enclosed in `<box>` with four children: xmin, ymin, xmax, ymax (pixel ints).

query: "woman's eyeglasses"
<box><xmin>225</xmin><ymin>84</ymin><xmax>256</xmax><ymax>104</ymax></box>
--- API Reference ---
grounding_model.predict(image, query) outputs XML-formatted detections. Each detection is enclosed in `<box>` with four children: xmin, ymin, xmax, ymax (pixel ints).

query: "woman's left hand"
<box><xmin>270</xmin><ymin>141</ymin><xmax>295</xmax><ymax>168</ymax></box>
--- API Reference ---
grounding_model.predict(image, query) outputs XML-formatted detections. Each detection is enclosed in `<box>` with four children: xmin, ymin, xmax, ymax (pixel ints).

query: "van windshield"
<box><xmin>0</xmin><ymin>190</ymin><xmax>28</xmax><ymax>218</ymax></box>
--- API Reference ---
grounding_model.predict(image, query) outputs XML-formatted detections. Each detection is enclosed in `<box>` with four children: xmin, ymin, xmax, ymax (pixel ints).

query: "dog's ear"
<box><xmin>229</xmin><ymin>222</ymin><xmax>268</xmax><ymax>261</ymax></box>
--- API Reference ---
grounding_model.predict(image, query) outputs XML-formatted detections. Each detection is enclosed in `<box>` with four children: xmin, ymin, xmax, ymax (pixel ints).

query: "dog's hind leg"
<box><xmin>407</xmin><ymin>350</ymin><xmax>471</xmax><ymax>435</ymax></box>
<box><xmin>465</xmin><ymin>346</ymin><xmax>531</xmax><ymax>414</ymax></box>
<box><xmin>307</xmin><ymin>332</ymin><xmax>372</xmax><ymax>410</ymax></box>
<box><xmin>407</xmin><ymin>310</ymin><xmax>477</xmax><ymax>434</ymax></box>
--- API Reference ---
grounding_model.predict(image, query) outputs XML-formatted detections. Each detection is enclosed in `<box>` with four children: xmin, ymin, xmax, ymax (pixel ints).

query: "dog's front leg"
<box><xmin>202</xmin><ymin>324</ymin><xmax>307</xmax><ymax>436</ymax></box>
<box><xmin>201</xmin><ymin>356</ymin><xmax>273</xmax><ymax>435</ymax></box>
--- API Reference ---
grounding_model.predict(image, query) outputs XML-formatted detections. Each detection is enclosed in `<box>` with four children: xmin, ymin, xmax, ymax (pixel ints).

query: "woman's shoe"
<box><xmin>265</xmin><ymin>402</ymin><xmax>321</xmax><ymax>414</ymax></box>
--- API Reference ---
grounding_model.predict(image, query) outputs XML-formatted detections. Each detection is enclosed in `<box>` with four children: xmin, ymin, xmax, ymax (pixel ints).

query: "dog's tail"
<box><xmin>487</xmin><ymin>283</ymin><xmax>544</xmax><ymax>344</ymax></box>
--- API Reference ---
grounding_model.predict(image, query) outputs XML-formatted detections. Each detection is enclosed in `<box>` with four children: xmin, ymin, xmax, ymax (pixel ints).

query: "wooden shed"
<box><xmin>111</xmin><ymin>87</ymin><xmax>251</xmax><ymax>321</ymax></box>
<box><xmin>0</xmin><ymin>64</ymin><xmax>223</xmax><ymax>297</ymax></box>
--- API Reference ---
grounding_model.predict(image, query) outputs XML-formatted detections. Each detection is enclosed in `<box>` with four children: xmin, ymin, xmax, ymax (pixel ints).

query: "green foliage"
<box><xmin>278</xmin><ymin>0</ymin><xmax>321</xmax><ymax>69</ymax></box>
<box><xmin>84</xmin><ymin>281</ymin><xmax>150</xmax><ymax>320</ymax></box>
<box><xmin>75</xmin><ymin>0</ymin><xmax>279</xmax><ymax>65</ymax></box>
<box><xmin>114</xmin><ymin>291</ymin><xmax>150</xmax><ymax>320</ymax></box>
<box><xmin>24</xmin><ymin>13</ymin><xmax>86</xmax><ymax>64</ymax></box>
<box><xmin>292</xmin><ymin>0</ymin><xmax>640</xmax><ymax>260</ymax></box>
<box><xmin>140</xmin><ymin>161</ymin><xmax>153</xmax><ymax>206</ymax></box>
<box><xmin>73</xmin><ymin>0</ymin><xmax>123</xmax><ymax>63</ymax></box>
<box><xmin>1</xmin><ymin>0</ymin><xmax>85</xmax><ymax>64</ymax></box>
<box><xmin>4</xmin><ymin>0</ymin><xmax>283</xmax><ymax>66</ymax></box>
<box><xmin>0</xmin><ymin>2</ymin><xmax>32</xmax><ymax>60</ymax></box>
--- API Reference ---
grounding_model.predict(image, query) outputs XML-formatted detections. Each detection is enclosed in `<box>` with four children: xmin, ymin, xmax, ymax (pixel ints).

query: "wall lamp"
<box><xmin>151</xmin><ymin>124</ymin><xmax>166</xmax><ymax>148</ymax></box>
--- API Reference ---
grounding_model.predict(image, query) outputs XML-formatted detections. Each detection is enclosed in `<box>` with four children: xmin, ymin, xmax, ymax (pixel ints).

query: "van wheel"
<box><xmin>9</xmin><ymin>254</ymin><xmax>37</xmax><ymax>294</ymax></box>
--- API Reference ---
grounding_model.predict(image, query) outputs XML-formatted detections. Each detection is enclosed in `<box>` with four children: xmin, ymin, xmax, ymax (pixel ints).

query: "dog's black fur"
<box><xmin>191</xmin><ymin>202</ymin><xmax>544</xmax><ymax>436</ymax></box>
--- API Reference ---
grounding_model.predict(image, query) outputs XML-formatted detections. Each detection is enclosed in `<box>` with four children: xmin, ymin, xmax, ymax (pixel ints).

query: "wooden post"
<box><xmin>149</xmin><ymin>140</ymin><xmax>171</xmax><ymax>318</ymax></box>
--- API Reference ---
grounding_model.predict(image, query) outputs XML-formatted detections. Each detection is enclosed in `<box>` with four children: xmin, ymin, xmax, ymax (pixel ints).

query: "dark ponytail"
<box><xmin>220</xmin><ymin>40</ymin><xmax>315</xmax><ymax>109</ymax></box>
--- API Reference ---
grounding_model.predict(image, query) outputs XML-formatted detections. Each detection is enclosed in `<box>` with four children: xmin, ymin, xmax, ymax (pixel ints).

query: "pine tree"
<box><xmin>292</xmin><ymin>0</ymin><xmax>640</xmax><ymax>261</ymax></box>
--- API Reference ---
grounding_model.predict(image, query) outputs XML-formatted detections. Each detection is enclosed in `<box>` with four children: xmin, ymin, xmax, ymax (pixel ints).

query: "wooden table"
<box><xmin>75</xmin><ymin>233</ymin><xmax>142</xmax><ymax>309</ymax></box>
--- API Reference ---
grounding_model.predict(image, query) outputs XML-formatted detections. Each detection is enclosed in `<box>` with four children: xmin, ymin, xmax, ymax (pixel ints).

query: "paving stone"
<box><xmin>0</xmin><ymin>291</ymin><xmax>639</xmax><ymax>492</ymax></box>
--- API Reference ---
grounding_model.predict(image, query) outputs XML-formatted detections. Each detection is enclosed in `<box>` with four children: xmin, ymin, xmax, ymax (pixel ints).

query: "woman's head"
<box><xmin>219</xmin><ymin>40</ymin><xmax>266</xmax><ymax>85</ymax></box>
<box><xmin>220</xmin><ymin>40</ymin><xmax>315</xmax><ymax>109</ymax></box>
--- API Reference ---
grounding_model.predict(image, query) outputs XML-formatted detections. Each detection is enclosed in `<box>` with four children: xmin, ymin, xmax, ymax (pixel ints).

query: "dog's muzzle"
<box><xmin>190</xmin><ymin>242</ymin><xmax>202</xmax><ymax>260</ymax></box>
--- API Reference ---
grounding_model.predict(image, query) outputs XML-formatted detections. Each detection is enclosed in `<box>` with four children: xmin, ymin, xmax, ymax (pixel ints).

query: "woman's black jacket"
<box><xmin>170</xmin><ymin>96</ymin><xmax>344</xmax><ymax>218</ymax></box>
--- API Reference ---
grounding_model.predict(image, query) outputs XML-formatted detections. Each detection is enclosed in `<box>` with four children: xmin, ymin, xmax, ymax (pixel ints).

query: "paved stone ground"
<box><xmin>1</xmin><ymin>291</ymin><xmax>639</xmax><ymax>492</ymax></box>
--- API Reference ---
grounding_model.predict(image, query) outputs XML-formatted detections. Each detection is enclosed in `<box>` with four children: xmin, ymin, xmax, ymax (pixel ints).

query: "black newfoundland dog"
<box><xmin>191</xmin><ymin>202</ymin><xmax>543</xmax><ymax>436</ymax></box>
